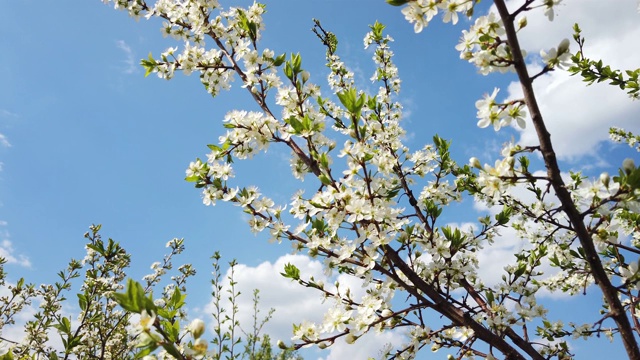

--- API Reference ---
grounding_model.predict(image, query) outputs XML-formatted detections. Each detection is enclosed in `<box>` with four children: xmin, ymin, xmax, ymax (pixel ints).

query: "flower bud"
<box><xmin>277</xmin><ymin>340</ymin><xmax>287</xmax><ymax>349</ymax></box>
<box><xmin>188</xmin><ymin>319</ymin><xmax>206</xmax><ymax>339</ymax></box>
<box><xmin>623</xmin><ymin>158</ymin><xmax>636</xmax><ymax>174</ymax></box>
<box><xmin>380</xmin><ymin>309</ymin><xmax>393</xmax><ymax>318</ymax></box>
<box><xmin>557</xmin><ymin>38</ymin><xmax>570</xmax><ymax>55</ymax></box>
<box><xmin>517</xmin><ymin>17</ymin><xmax>527</xmax><ymax>29</ymax></box>
<box><xmin>469</xmin><ymin>157</ymin><xmax>482</xmax><ymax>169</ymax></box>
<box><xmin>600</xmin><ymin>172</ymin><xmax>610</xmax><ymax>188</ymax></box>
<box><xmin>345</xmin><ymin>333</ymin><xmax>358</xmax><ymax>344</ymax></box>
<box><xmin>318</xmin><ymin>342</ymin><xmax>328</xmax><ymax>349</ymax></box>
<box><xmin>301</xmin><ymin>70</ymin><xmax>310</xmax><ymax>83</ymax></box>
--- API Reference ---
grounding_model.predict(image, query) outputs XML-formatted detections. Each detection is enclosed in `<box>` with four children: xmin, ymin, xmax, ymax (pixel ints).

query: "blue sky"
<box><xmin>1</xmin><ymin>0</ymin><xmax>639</xmax><ymax>359</ymax></box>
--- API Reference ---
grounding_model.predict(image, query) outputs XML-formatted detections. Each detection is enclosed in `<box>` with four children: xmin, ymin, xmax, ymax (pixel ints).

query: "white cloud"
<box><xmin>0</xmin><ymin>226</ymin><xmax>31</xmax><ymax>268</ymax></box>
<box><xmin>203</xmin><ymin>254</ymin><xmax>330</xmax><ymax>345</ymax></box>
<box><xmin>0</xmin><ymin>283</ymin><xmax>71</xmax><ymax>351</ymax></box>
<box><xmin>500</xmin><ymin>0</ymin><xmax>640</xmax><ymax>160</ymax></box>
<box><xmin>202</xmin><ymin>254</ymin><xmax>406</xmax><ymax>359</ymax></box>
<box><xmin>441</xmin><ymin>220</ymin><xmax>530</xmax><ymax>290</ymax></box>
<box><xmin>0</xmin><ymin>109</ymin><xmax>16</xmax><ymax>147</ymax></box>
<box><xmin>0</xmin><ymin>109</ymin><xmax>18</xmax><ymax>119</ymax></box>
<box><xmin>116</xmin><ymin>40</ymin><xmax>138</xmax><ymax>75</ymax></box>
<box><xmin>0</xmin><ymin>133</ymin><xmax>10</xmax><ymax>147</ymax></box>
<box><xmin>470</xmin><ymin>171</ymin><xmax>573</xmax><ymax>297</ymax></box>
<box><xmin>0</xmin><ymin>282</ymin><xmax>37</xmax><ymax>344</ymax></box>
<box><xmin>470</xmin><ymin>167</ymin><xmax>608</xmax><ymax>301</ymax></box>
<box><xmin>321</xmin><ymin>329</ymin><xmax>405</xmax><ymax>360</ymax></box>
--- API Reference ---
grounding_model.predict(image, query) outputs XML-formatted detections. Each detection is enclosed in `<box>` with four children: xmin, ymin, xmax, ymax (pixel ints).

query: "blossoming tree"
<box><xmin>5</xmin><ymin>0</ymin><xmax>639</xmax><ymax>359</ymax></box>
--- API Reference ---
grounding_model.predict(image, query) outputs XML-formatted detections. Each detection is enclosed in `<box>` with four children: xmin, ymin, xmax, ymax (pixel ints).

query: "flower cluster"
<box><xmin>400</xmin><ymin>0</ymin><xmax>474</xmax><ymax>33</ymax></box>
<box><xmin>475</xmin><ymin>88</ymin><xmax>528</xmax><ymax>131</ymax></box>
<box><xmin>540</xmin><ymin>38</ymin><xmax>571</xmax><ymax>70</ymax></box>
<box><xmin>611</xmin><ymin>126</ymin><xmax>640</xmax><ymax>152</ymax></box>
<box><xmin>455</xmin><ymin>13</ymin><xmax>516</xmax><ymax>75</ymax></box>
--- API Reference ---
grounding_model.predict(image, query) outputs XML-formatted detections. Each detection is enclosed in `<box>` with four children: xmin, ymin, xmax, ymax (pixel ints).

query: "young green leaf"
<box><xmin>281</xmin><ymin>263</ymin><xmax>301</xmax><ymax>280</ymax></box>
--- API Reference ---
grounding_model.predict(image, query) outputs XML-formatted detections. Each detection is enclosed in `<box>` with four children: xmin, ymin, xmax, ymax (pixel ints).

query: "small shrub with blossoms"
<box><xmin>0</xmin><ymin>226</ymin><xmax>299</xmax><ymax>360</ymax></box>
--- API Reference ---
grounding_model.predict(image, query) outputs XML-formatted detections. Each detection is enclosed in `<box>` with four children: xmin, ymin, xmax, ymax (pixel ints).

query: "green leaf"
<box><xmin>273</xmin><ymin>53</ymin><xmax>286</xmax><ymax>67</ymax></box>
<box><xmin>318</xmin><ymin>174</ymin><xmax>332</xmax><ymax>186</ymax></box>
<box><xmin>424</xmin><ymin>200</ymin><xmax>442</xmax><ymax>218</ymax></box>
<box><xmin>156</xmin><ymin>307</ymin><xmax>173</xmax><ymax>320</ymax></box>
<box><xmin>495</xmin><ymin>206</ymin><xmax>513</xmax><ymax>225</ymax></box>
<box><xmin>518</xmin><ymin>156</ymin><xmax>529</xmax><ymax>172</ymax></box>
<box><xmin>285</xmin><ymin>116</ymin><xmax>303</xmax><ymax>134</ymax></box>
<box><xmin>369</xmin><ymin>21</ymin><xmax>386</xmax><ymax>41</ymax></box>
<box><xmin>161</xmin><ymin>342</ymin><xmax>183</xmax><ymax>359</ymax></box>
<box><xmin>301</xmin><ymin>114</ymin><xmax>313</xmax><ymax>132</ymax></box>
<box><xmin>354</xmin><ymin>92</ymin><xmax>365</xmax><ymax>115</ymax></box>
<box><xmin>486</xmin><ymin>290</ymin><xmax>495</xmax><ymax>306</ymax></box>
<box><xmin>385</xmin><ymin>188</ymin><xmax>400</xmax><ymax>199</ymax></box>
<box><xmin>284</xmin><ymin>63</ymin><xmax>293</xmax><ymax>80</ymax></box>
<box><xmin>53</xmin><ymin>316</ymin><xmax>72</xmax><ymax>335</ymax></box>
<box><xmin>336</xmin><ymin>87</ymin><xmax>365</xmax><ymax>119</ymax></box>
<box><xmin>86</xmin><ymin>243</ymin><xmax>105</xmax><ymax>256</ymax></box>
<box><xmin>236</xmin><ymin>9</ymin><xmax>258</xmax><ymax>42</ymax></box>
<box><xmin>160</xmin><ymin>319</ymin><xmax>180</xmax><ymax>342</ymax></box>
<box><xmin>366</xmin><ymin>95</ymin><xmax>377</xmax><ymax>110</ymax></box>
<box><xmin>170</xmin><ymin>287</ymin><xmax>186</xmax><ymax>310</ymax></box>
<box><xmin>66</xmin><ymin>336</ymin><xmax>81</xmax><ymax>352</ymax></box>
<box><xmin>513</xmin><ymin>264</ymin><xmax>527</xmax><ymax>279</ymax></box>
<box><xmin>386</xmin><ymin>0</ymin><xmax>409</xmax><ymax>6</ymax></box>
<box><xmin>113</xmin><ymin>279</ymin><xmax>157</xmax><ymax>314</ymax></box>
<box><xmin>281</xmin><ymin>263</ymin><xmax>300</xmax><ymax>280</ymax></box>
<box><xmin>291</xmin><ymin>53</ymin><xmax>302</xmax><ymax>73</ymax></box>
<box><xmin>336</xmin><ymin>88</ymin><xmax>355</xmax><ymax>111</ymax></box>
<box><xmin>140</xmin><ymin>52</ymin><xmax>157</xmax><ymax>77</ymax></box>
<box><xmin>573</xmin><ymin>23</ymin><xmax>581</xmax><ymax>33</ymax></box>
<box><xmin>134</xmin><ymin>345</ymin><xmax>156</xmax><ymax>359</ymax></box>
<box><xmin>319</xmin><ymin>152</ymin><xmax>329</xmax><ymax>168</ymax></box>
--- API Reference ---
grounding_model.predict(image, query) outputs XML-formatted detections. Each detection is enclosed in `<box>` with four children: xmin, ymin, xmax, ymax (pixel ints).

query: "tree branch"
<box><xmin>492</xmin><ymin>1</ymin><xmax>640</xmax><ymax>359</ymax></box>
<box><xmin>382</xmin><ymin>245</ymin><xmax>542</xmax><ymax>360</ymax></box>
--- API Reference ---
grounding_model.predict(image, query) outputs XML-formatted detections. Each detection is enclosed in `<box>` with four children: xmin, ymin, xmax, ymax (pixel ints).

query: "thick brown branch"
<box><xmin>493</xmin><ymin>1</ymin><xmax>640</xmax><ymax>359</ymax></box>
<box><xmin>383</xmin><ymin>245</ymin><xmax>541</xmax><ymax>360</ymax></box>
